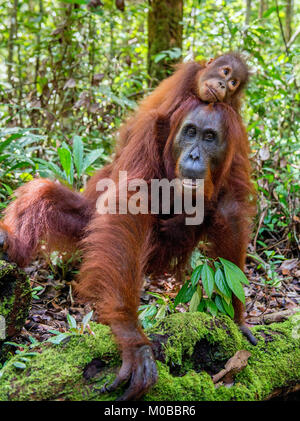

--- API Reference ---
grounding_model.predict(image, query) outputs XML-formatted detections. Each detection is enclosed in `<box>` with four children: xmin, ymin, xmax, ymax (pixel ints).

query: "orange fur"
<box><xmin>0</xmin><ymin>64</ymin><xmax>256</xmax><ymax>398</ymax></box>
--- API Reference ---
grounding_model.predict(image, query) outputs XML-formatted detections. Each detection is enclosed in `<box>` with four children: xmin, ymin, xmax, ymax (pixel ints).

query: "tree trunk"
<box><xmin>245</xmin><ymin>0</ymin><xmax>251</xmax><ymax>25</ymax></box>
<box><xmin>259</xmin><ymin>0</ymin><xmax>267</xmax><ymax>19</ymax></box>
<box><xmin>147</xmin><ymin>0</ymin><xmax>183</xmax><ymax>83</ymax></box>
<box><xmin>285</xmin><ymin>0</ymin><xmax>293</xmax><ymax>42</ymax></box>
<box><xmin>0</xmin><ymin>312</ymin><xmax>299</xmax><ymax>400</ymax></box>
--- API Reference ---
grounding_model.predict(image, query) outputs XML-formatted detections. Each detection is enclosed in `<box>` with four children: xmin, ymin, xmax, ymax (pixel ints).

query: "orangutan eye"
<box><xmin>203</xmin><ymin>131</ymin><xmax>215</xmax><ymax>141</ymax></box>
<box><xmin>186</xmin><ymin>125</ymin><xmax>197</xmax><ymax>137</ymax></box>
<box><xmin>231</xmin><ymin>79</ymin><xmax>237</xmax><ymax>86</ymax></box>
<box><xmin>223</xmin><ymin>68</ymin><xmax>229</xmax><ymax>75</ymax></box>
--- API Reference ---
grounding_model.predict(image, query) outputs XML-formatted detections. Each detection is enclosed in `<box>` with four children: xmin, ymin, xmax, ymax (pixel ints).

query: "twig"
<box><xmin>253</xmin><ymin>208</ymin><xmax>267</xmax><ymax>251</ymax></box>
<box><xmin>275</xmin><ymin>0</ymin><xmax>289</xmax><ymax>55</ymax></box>
<box><xmin>287</xmin><ymin>26</ymin><xmax>300</xmax><ymax>48</ymax></box>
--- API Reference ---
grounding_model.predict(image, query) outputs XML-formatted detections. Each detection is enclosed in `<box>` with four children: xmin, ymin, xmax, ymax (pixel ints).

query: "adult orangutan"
<box><xmin>0</xmin><ymin>96</ymin><xmax>257</xmax><ymax>400</ymax></box>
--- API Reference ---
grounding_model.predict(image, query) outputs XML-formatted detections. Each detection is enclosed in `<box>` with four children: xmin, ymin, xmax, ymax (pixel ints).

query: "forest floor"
<box><xmin>11</xmin><ymin>252</ymin><xmax>300</xmax><ymax>347</ymax></box>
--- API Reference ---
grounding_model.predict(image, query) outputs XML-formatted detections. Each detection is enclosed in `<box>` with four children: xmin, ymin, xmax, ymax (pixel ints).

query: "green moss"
<box><xmin>152</xmin><ymin>313</ymin><xmax>242</xmax><ymax>368</ymax></box>
<box><xmin>0</xmin><ymin>323</ymin><xmax>119</xmax><ymax>401</ymax></box>
<box><xmin>0</xmin><ymin>312</ymin><xmax>299</xmax><ymax>401</ymax></box>
<box><xmin>0</xmin><ymin>260</ymin><xmax>31</xmax><ymax>342</ymax></box>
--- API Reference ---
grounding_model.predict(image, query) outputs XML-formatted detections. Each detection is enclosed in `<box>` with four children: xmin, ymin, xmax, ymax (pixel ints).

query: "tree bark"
<box><xmin>147</xmin><ymin>0</ymin><xmax>183</xmax><ymax>83</ymax></box>
<box><xmin>259</xmin><ymin>0</ymin><xmax>267</xmax><ymax>19</ymax></box>
<box><xmin>0</xmin><ymin>312</ymin><xmax>299</xmax><ymax>400</ymax></box>
<box><xmin>285</xmin><ymin>0</ymin><xmax>293</xmax><ymax>42</ymax></box>
<box><xmin>245</xmin><ymin>0</ymin><xmax>251</xmax><ymax>25</ymax></box>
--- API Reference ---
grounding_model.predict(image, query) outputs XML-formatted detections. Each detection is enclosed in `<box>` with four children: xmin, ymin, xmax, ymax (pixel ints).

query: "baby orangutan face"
<box><xmin>197</xmin><ymin>53</ymin><xmax>249</xmax><ymax>104</ymax></box>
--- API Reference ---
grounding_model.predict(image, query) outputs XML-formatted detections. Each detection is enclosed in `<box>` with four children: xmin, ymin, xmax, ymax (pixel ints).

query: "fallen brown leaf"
<box><xmin>212</xmin><ymin>350</ymin><xmax>252</xmax><ymax>384</ymax></box>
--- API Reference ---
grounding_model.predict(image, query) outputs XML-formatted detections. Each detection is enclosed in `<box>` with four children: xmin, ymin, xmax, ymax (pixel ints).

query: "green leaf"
<box><xmin>189</xmin><ymin>285</ymin><xmax>202</xmax><ymax>312</ymax></box>
<box><xmin>83</xmin><ymin>149</ymin><xmax>103</xmax><ymax>172</ymax></box>
<box><xmin>156</xmin><ymin>304</ymin><xmax>167</xmax><ymax>320</ymax></box>
<box><xmin>197</xmin><ymin>299</ymin><xmax>206</xmax><ymax>312</ymax></box>
<box><xmin>221</xmin><ymin>297</ymin><xmax>235</xmax><ymax>318</ymax></box>
<box><xmin>0</xmin><ymin>133</ymin><xmax>22</xmax><ymax>153</ymax></box>
<box><xmin>174</xmin><ymin>281</ymin><xmax>196</xmax><ymax>306</ymax></box>
<box><xmin>220</xmin><ymin>259</ymin><xmax>245</xmax><ymax>304</ymax></box>
<box><xmin>201</xmin><ymin>263</ymin><xmax>215</xmax><ymax>299</ymax></box>
<box><xmin>13</xmin><ymin>361</ymin><xmax>26</xmax><ymax>369</ymax></box>
<box><xmin>206</xmin><ymin>300</ymin><xmax>218</xmax><ymax>317</ymax></box>
<box><xmin>58</xmin><ymin>147</ymin><xmax>73</xmax><ymax>183</ymax></box>
<box><xmin>263</xmin><ymin>6</ymin><xmax>280</xmax><ymax>18</ymax></box>
<box><xmin>219</xmin><ymin>258</ymin><xmax>249</xmax><ymax>285</ymax></box>
<box><xmin>82</xmin><ymin>310</ymin><xmax>93</xmax><ymax>329</ymax></box>
<box><xmin>73</xmin><ymin>135</ymin><xmax>84</xmax><ymax>178</ymax></box>
<box><xmin>21</xmin><ymin>352</ymin><xmax>38</xmax><ymax>357</ymax></box>
<box><xmin>214</xmin><ymin>295</ymin><xmax>226</xmax><ymax>314</ymax></box>
<box><xmin>190</xmin><ymin>265</ymin><xmax>203</xmax><ymax>287</ymax></box>
<box><xmin>48</xmin><ymin>329</ymin><xmax>63</xmax><ymax>336</ymax></box>
<box><xmin>61</xmin><ymin>0</ymin><xmax>88</xmax><ymax>5</ymax></box>
<box><xmin>67</xmin><ymin>314</ymin><xmax>77</xmax><ymax>330</ymax></box>
<box><xmin>214</xmin><ymin>268</ymin><xmax>232</xmax><ymax>298</ymax></box>
<box><xmin>47</xmin><ymin>333</ymin><xmax>72</xmax><ymax>345</ymax></box>
<box><xmin>153</xmin><ymin>53</ymin><xmax>166</xmax><ymax>63</ymax></box>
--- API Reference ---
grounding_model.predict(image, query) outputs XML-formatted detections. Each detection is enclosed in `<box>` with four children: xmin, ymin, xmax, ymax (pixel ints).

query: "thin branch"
<box><xmin>275</xmin><ymin>0</ymin><xmax>289</xmax><ymax>55</ymax></box>
<box><xmin>287</xmin><ymin>26</ymin><xmax>300</xmax><ymax>48</ymax></box>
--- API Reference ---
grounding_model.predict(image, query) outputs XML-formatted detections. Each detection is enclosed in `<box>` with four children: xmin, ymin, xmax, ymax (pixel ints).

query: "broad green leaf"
<box><xmin>190</xmin><ymin>264</ymin><xmax>203</xmax><ymax>287</ymax></box>
<box><xmin>174</xmin><ymin>281</ymin><xmax>196</xmax><ymax>306</ymax></box>
<box><xmin>0</xmin><ymin>133</ymin><xmax>22</xmax><ymax>153</ymax></box>
<box><xmin>197</xmin><ymin>299</ymin><xmax>206</xmax><ymax>312</ymax></box>
<box><xmin>67</xmin><ymin>314</ymin><xmax>77</xmax><ymax>329</ymax></box>
<box><xmin>214</xmin><ymin>295</ymin><xmax>226</xmax><ymax>314</ymax></box>
<box><xmin>73</xmin><ymin>135</ymin><xmax>84</xmax><ymax>178</ymax></box>
<box><xmin>189</xmin><ymin>285</ymin><xmax>202</xmax><ymax>312</ymax></box>
<box><xmin>153</xmin><ymin>53</ymin><xmax>166</xmax><ymax>63</ymax></box>
<box><xmin>34</xmin><ymin>158</ymin><xmax>65</xmax><ymax>180</ymax></box>
<box><xmin>220</xmin><ymin>259</ymin><xmax>245</xmax><ymax>304</ymax></box>
<box><xmin>1</xmin><ymin>183</ymin><xmax>13</xmax><ymax>195</ymax></box>
<box><xmin>58</xmin><ymin>147</ymin><xmax>73</xmax><ymax>181</ymax></box>
<box><xmin>201</xmin><ymin>263</ymin><xmax>215</xmax><ymax>299</ymax></box>
<box><xmin>263</xmin><ymin>6</ymin><xmax>281</xmax><ymax>18</ymax></box>
<box><xmin>219</xmin><ymin>258</ymin><xmax>249</xmax><ymax>285</ymax></box>
<box><xmin>214</xmin><ymin>268</ymin><xmax>232</xmax><ymax>298</ymax></box>
<box><xmin>83</xmin><ymin>149</ymin><xmax>103</xmax><ymax>172</ymax></box>
<box><xmin>221</xmin><ymin>297</ymin><xmax>235</xmax><ymax>318</ymax></box>
<box><xmin>206</xmin><ymin>300</ymin><xmax>218</xmax><ymax>317</ymax></box>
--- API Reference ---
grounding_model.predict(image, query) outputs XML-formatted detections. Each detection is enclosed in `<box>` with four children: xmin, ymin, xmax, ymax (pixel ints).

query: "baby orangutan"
<box><xmin>196</xmin><ymin>53</ymin><xmax>249</xmax><ymax>107</ymax></box>
<box><xmin>117</xmin><ymin>52</ymin><xmax>249</xmax><ymax>152</ymax></box>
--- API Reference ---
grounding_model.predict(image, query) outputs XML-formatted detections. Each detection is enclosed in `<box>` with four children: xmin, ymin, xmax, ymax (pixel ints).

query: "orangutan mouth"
<box><xmin>207</xmin><ymin>85</ymin><xmax>219</xmax><ymax>102</ymax></box>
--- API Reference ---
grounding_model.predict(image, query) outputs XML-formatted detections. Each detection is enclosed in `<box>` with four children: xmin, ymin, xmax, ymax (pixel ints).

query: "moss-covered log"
<box><xmin>0</xmin><ymin>312</ymin><xmax>299</xmax><ymax>401</ymax></box>
<box><xmin>0</xmin><ymin>260</ymin><xmax>31</xmax><ymax>345</ymax></box>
